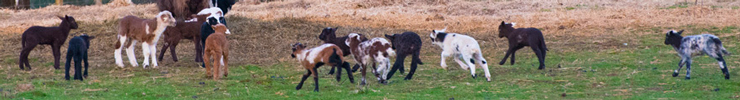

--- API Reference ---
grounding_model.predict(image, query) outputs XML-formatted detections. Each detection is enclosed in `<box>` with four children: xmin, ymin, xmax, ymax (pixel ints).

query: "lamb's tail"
<box><xmin>21</xmin><ymin>35</ymin><xmax>25</xmax><ymax>48</ymax></box>
<box><xmin>329</xmin><ymin>48</ymin><xmax>342</xmax><ymax>64</ymax></box>
<box><xmin>541</xmin><ymin>39</ymin><xmax>549</xmax><ymax>51</ymax></box>
<box><xmin>712</xmin><ymin>37</ymin><xmax>730</xmax><ymax>55</ymax></box>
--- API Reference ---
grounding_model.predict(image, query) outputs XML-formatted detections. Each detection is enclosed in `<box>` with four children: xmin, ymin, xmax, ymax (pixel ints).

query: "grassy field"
<box><xmin>1</xmin><ymin>0</ymin><xmax>740</xmax><ymax>99</ymax></box>
<box><xmin>0</xmin><ymin>17</ymin><xmax>739</xmax><ymax>99</ymax></box>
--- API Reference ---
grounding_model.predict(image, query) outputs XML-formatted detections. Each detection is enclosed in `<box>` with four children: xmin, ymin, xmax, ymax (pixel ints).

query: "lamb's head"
<box><xmin>318</xmin><ymin>27</ymin><xmax>339</xmax><ymax>41</ymax></box>
<box><xmin>58</xmin><ymin>15</ymin><xmax>78</xmax><ymax>29</ymax></box>
<box><xmin>211</xmin><ymin>23</ymin><xmax>229</xmax><ymax>34</ymax></box>
<box><xmin>345</xmin><ymin>33</ymin><xmax>368</xmax><ymax>47</ymax></box>
<box><xmin>79</xmin><ymin>34</ymin><xmax>95</xmax><ymax>48</ymax></box>
<box><xmin>498</xmin><ymin>21</ymin><xmax>516</xmax><ymax>38</ymax></box>
<box><xmin>157</xmin><ymin>11</ymin><xmax>176</xmax><ymax>27</ymax></box>
<box><xmin>664</xmin><ymin>30</ymin><xmax>684</xmax><ymax>47</ymax></box>
<box><xmin>200</xmin><ymin>7</ymin><xmax>231</xmax><ymax>34</ymax></box>
<box><xmin>290</xmin><ymin>43</ymin><xmax>307</xmax><ymax>58</ymax></box>
<box><xmin>429</xmin><ymin>29</ymin><xmax>447</xmax><ymax>47</ymax></box>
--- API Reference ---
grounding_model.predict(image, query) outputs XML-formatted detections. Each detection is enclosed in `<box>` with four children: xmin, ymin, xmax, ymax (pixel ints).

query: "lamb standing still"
<box><xmin>19</xmin><ymin>15</ymin><xmax>78</xmax><ymax>70</ymax></box>
<box><xmin>114</xmin><ymin>11</ymin><xmax>177</xmax><ymax>68</ymax></box>
<box><xmin>159</xmin><ymin>13</ymin><xmax>212</xmax><ymax>62</ymax></box>
<box><xmin>203</xmin><ymin>24</ymin><xmax>229</xmax><ymax>80</ymax></box>
<box><xmin>64</xmin><ymin>34</ymin><xmax>94</xmax><ymax>81</ymax></box>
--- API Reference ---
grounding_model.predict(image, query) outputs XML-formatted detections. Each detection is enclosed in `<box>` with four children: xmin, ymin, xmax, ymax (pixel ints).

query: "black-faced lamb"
<box><xmin>664</xmin><ymin>30</ymin><xmax>730</xmax><ymax>79</ymax></box>
<box><xmin>383</xmin><ymin>32</ymin><xmax>424</xmax><ymax>81</ymax></box>
<box><xmin>64</xmin><ymin>34</ymin><xmax>94</xmax><ymax>81</ymax></box>
<box><xmin>497</xmin><ymin>21</ymin><xmax>548</xmax><ymax>70</ymax></box>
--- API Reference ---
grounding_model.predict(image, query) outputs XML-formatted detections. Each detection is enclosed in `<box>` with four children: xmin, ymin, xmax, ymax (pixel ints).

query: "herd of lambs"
<box><xmin>15</xmin><ymin>0</ymin><xmax>732</xmax><ymax>92</ymax></box>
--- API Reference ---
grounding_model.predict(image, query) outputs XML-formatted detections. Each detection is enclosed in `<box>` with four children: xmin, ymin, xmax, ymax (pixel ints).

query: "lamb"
<box><xmin>199</xmin><ymin>7</ymin><xmax>231</xmax><ymax>67</ymax></box>
<box><xmin>317</xmin><ymin>27</ymin><xmax>364</xmax><ymax>74</ymax></box>
<box><xmin>664</xmin><ymin>30</ymin><xmax>730</xmax><ymax>79</ymax></box>
<box><xmin>114</xmin><ymin>11</ymin><xmax>177</xmax><ymax>68</ymax></box>
<box><xmin>64</xmin><ymin>34</ymin><xmax>94</xmax><ymax>81</ymax></box>
<box><xmin>203</xmin><ymin>24</ymin><xmax>229</xmax><ymax>80</ymax></box>
<box><xmin>159</xmin><ymin>13</ymin><xmax>212</xmax><ymax>62</ymax></box>
<box><xmin>497</xmin><ymin>21</ymin><xmax>549</xmax><ymax>70</ymax></box>
<box><xmin>291</xmin><ymin>43</ymin><xmax>354</xmax><ymax>92</ymax></box>
<box><xmin>345</xmin><ymin>33</ymin><xmax>395</xmax><ymax>85</ymax></box>
<box><xmin>384</xmin><ymin>32</ymin><xmax>424</xmax><ymax>81</ymax></box>
<box><xmin>429</xmin><ymin>28</ymin><xmax>491</xmax><ymax>82</ymax></box>
<box><xmin>19</xmin><ymin>15</ymin><xmax>78</xmax><ymax>70</ymax></box>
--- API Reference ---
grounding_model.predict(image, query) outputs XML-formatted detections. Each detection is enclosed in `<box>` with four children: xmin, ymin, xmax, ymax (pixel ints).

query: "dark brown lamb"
<box><xmin>19</xmin><ymin>15</ymin><xmax>78</xmax><ymax>70</ymax></box>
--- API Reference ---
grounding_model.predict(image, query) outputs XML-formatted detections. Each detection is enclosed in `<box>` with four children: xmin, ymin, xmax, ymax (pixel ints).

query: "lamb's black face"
<box><xmin>664</xmin><ymin>30</ymin><xmax>684</xmax><ymax>45</ymax></box>
<box><xmin>318</xmin><ymin>27</ymin><xmax>334</xmax><ymax>40</ymax></box>
<box><xmin>498</xmin><ymin>21</ymin><xmax>514</xmax><ymax>38</ymax></box>
<box><xmin>66</xmin><ymin>16</ymin><xmax>78</xmax><ymax>29</ymax></box>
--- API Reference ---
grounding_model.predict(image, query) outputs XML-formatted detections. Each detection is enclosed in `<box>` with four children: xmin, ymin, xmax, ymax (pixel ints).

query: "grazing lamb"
<box><xmin>203</xmin><ymin>24</ymin><xmax>229</xmax><ymax>80</ymax></box>
<box><xmin>429</xmin><ymin>28</ymin><xmax>491</xmax><ymax>82</ymax></box>
<box><xmin>19</xmin><ymin>15</ymin><xmax>78</xmax><ymax>70</ymax></box>
<box><xmin>114</xmin><ymin>11</ymin><xmax>177</xmax><ymax>68</ymax></box>
<box><xmin>346</xmin><ymin>33</ymin><xmax>395</xmax><ymax>85</ymax></box>
<box><xmin>64</xmin><ymin>34</ymin><xmax>94</xmax><ymax>81</ymax></box>
<box><xmin>159</xmin><ymin>13</ymin><xmax>212</xmax><ymax>62</ymax></box>
<box><xmin>384</xmin><ymin>32</ymin><xmax>424</xmax><ymax>81</ymax></box>
<box><xmin>664</xmin><ymin>30</ymin><xmax>730</xmax><ymax>79</ymax></box>
<box><xmin>497</xmin><ymin>21</ymin><xmax>549</xmax><ymax>70</ymax></box>
<box><xmin>291</xmin><ymin>43</ymin><xmax>354</xmax><ymax>92</ymax></box>
<box><xmin>317</xmin><ymin>27</ymin><xmax>364</xmax><ymax>74</ymax></box>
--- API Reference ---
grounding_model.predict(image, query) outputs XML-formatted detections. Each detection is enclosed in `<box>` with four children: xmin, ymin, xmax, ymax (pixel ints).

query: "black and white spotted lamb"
<box><xmin>664</xmin><ymin>30</ymin><xmax>730</xmax><ymax>80</ymax></box>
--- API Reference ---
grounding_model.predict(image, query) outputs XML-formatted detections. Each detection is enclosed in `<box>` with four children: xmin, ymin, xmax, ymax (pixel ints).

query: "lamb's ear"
<box><xmin>384</xmin><ymin>34</ymin><xmax>394</xmax><ymax>39</ymax></box>
<box><xmin>333</xmin><ymin>27</ymin><xmax>340</xmax><ymax>32</ymax></box>
<box><xmin>57</xmin><ymin>16</ymin><xmax>65</xmax><ymax>20</ymax></box>
<box><xmin>678</xmin><ymin>30</ymin><xmax>684</xmax><ymax>34</ymax></box>
<box><xmin>501</xmin><ymin>21</ymin><xmax>506</xmax><ymax>25</ymax></box>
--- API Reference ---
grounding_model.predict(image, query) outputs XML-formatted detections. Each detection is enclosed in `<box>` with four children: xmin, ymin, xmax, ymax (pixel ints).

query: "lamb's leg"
<box><xmin>73</xmin><ymin>55</ymin><xmax>83</xmax><ymax>81</ymax></box>
<box><xmin>509</xmin><ymin>50</ymin><xmax>516</xmax><ymax>65</ymax></box>
<box><xmin>462</xmin><ymin>54</ymin><xmax>477</xmax><ymax>79</ymax></box>
<box><xmin>168</xmin><ymin>42</ymin><xmax>178</xmax><ymax>62</ymax></box>
<box><xmin>404</xmin><ymin>52</ymin><xmax>421</xmax><ymax>80</ymax></box>
<box><xmin>335</xmin><ymin>64</ymin><xmax>342</xmax><ymax>82</ymax></box>
<box><xmin>52</xmin><ymin>44</ymin><xmax>62</xmax><ymax>69</ymax></box>
<box><xmin>386</xmin><ymin>53</ymin><xmax>407</xmax><ymax>80</ymax></box>
<box><xmin>203</xmin><ymin>50</ymin><xmax>212</xmax><ymax>78</ymax></box>
<box><xmin>311</xmin><ymin>67</ymin><xmax>319</xmax><ymax>92</ymax></box>
<box><xmin>499</xmin><ymin>48</ymin><xmax>514</xmax><ymax>65</ymax></box>
<box><xmin>360</xmin><ymin>64</ymin><xmax>367</xmax><ymax>85</ymax></box>
<box><xmin>342</xmin><ymin>62</ymin><xmax>355</xmax><ymax>83</ymax></box>
<box><xmin>685</xmin><ymin>58</ymin><xmax>693</xmax><ymax>79</ymax></box>
<box><xmin>125</xmin><ymin>41</ymin><xmax>138</xmax><ymax>67</ymax></box>
<box><xmin>440</xmin><ymin>52</ymin><xmax>450</xmax><ymax>70</ymax></box>
<box><xmin>150</xmin><ymin>43</ymin><xmax>159</xmax><ymax>68</ymax></box>
<box><xmin>223</xmin><ymin>48</ymin><xmax>229</xmax><ymax>77</ymax></box>
<box><xmin>115</xmin><ymin>36</ymin><xmax>127</xmax><ymax>67</ymax></box>
<box><xmin>532</xmin><ymin>47</ymin><xmax>546</xmax><ymax>70</ymax></box>
<box><xmin>20</xmin><ymin>42</ymin><xmax>37</xmax><ymax>70</ymax></box>
<box><xmin>158</xmin><ymin>42</ymin><xmax>169</xmax><ymax>62</ymax></box>
<box><xmin>453</xmin><ymin>55</ymin><xmax>470</xmax><ymax>70</ymax></box>
<box><xmin>212</xmin><ymin>53</ymin><xmax>221</xmax><ymax>80</ymax></box>
<box><xmin>295</xmin><ymin>69</ymin><xmax>312</xmax><ymax>90</ymax></box>
<box><xmin>673</xmin><ymin>59</ymin><xmax>686</xmax><ymax>77</ymax></box>
<box><xmin>476</xmin><ymin>53</ymin><xmax>491</xmax><ymax>82</ymax></box>
<box><xmin>194</xmin><ymin>38</ymin><xmax>203</xmax><ymax>62</ymax></box>
<box><xmin>141</xmin><ymin>43</ymin><xmax>151</xmax><ymax>68</ymax></box>
<box><xmin>83</xmin><ymin>50</ymin><xmax>89</xmax><ymax>78</ymax></box>
<box><xmin>64</xmin><ymin>50</ymin><xmax>73</xmax><ymax>80</ymax></box>
<box><xmin>714</xmin><ymin>54</ymin><xmax>730</xmax><ymax>79</ymax></box>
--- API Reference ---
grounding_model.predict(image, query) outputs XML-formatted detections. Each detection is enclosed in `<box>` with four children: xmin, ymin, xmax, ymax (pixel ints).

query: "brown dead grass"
<box><xmin>0</xmin><ymin>0</ymin><xmax>739</xmax><ymax>66</ymax></box>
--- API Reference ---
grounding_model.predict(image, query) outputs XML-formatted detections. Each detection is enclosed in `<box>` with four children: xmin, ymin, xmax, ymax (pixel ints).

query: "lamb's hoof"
<box><xmin>380</xmin><ymin>80</ymin><xmax>388</xmax><ymax>85</ymax></box>
<box><xmin>65</xmin><ymin>76</ymin><xmax>70</xmax><ymax>80</ymax></box>
<box><xmin>360</xmin><ymin>82</ymin><xmax>367</xmax><ymax>85</ymax></box>
<box><xmin>54</xmin><ymin>67</ymin><xmax>61</xmax><ymax>69</ymax></box>
<box><xmin>725</xmin><ymin>74</ymin><xmax>730</xmax><ymax>80</ymax></box>
<box><xmin>538</xmin><ymin>66</ymin><xmax>545</xmax><ymax>70</ymax></box>
<box><xmin>486</xmin><ymin>78</ymin><xmax>491</xmax><ymax>82</ymax></box>
<box><xmin>404</xmin><ymin>77</ymin><xmax>412</xmax><ymax>80</ymax></box>
<box><xmin>295</xmin><ymin>86</ymin><xmax>302</xmax><ymax>90</ymax></box>
<box><xmin>313</xmin><ymin>89</ymin><xmax>319</xmax><ymax>92</ymax></box>
<box><xmin>685</xmin><ymin>77</ymin><xmax>691</xmax><ymax>80</ymax></box>
<box><xmin>327</xmin><ymin>72</ymin><xmax>334</xmax><ymax>75</ymax></box>
<box><xmin>672</xmin><ymin>73</ymin><xmax>679</xmax><ymax>77</ymax></box>
<box><xmin>498</xmin><ymin>61</ymin><xmax>505</xmax><ymax>65</ymax></box>
<box><xmin>471</xmin><ymin>75</ymin><xmax>476</xmax><ymax>79</ymax></box>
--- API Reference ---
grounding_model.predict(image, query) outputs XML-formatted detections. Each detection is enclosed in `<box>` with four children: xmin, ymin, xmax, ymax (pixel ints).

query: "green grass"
<box><xmin>2</xmin><ymin>26</ymin><xmax>740</xmax><ymax>99</ymax></box>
